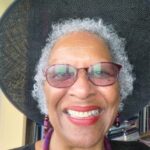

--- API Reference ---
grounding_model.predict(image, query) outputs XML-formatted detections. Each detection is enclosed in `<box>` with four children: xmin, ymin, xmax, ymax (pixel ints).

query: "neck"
<box><xmin>43</xmin><ymin>129</ymin><xmax>111</xmax><ymax>150</ymax></box>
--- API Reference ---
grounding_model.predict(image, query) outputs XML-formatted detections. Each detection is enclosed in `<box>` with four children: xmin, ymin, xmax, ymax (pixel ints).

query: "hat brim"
<box><xmin>0</xmin><ymin>0</ymin><xmax>150</xmax><ymax>124</ymax></box>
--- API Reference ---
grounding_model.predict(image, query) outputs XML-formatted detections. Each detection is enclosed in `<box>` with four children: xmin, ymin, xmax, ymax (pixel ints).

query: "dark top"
<box><xmin>12</xmin><ymin>141</ymin><xmax>149</xmax><ymax>150</ymax></box>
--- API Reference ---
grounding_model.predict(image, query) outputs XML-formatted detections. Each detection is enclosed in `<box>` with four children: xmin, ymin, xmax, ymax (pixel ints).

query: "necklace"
<box><xmin>43</xmin><ymin>128</ymin><xmax>112</xmax><ymax>150</ymax></box>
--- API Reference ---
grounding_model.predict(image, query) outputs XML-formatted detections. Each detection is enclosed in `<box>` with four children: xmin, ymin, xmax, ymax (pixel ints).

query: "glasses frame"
<box><xmin>44</xmin><ymin>62</ymin><xmax>122</xmax><ymax>88</ymax></box>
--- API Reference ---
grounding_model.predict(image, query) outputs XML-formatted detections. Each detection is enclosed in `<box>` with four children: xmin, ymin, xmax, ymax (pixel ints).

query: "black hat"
<box><xmin>0</xmin><ymin>0</ymin><xmax>150</xmax><ymax>124</ymax></box>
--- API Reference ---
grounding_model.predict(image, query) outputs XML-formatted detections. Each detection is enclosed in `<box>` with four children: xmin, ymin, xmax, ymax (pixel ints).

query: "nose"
<box><xmin>68</xmin><ymin>70</ymin><xmax>96</xmax><ymax>99</ymax></box>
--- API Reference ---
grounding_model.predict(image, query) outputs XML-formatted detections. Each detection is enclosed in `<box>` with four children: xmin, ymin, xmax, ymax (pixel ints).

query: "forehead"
<box><xmin>48</xmin><ymin>31</ymin><xmax>112</xmax><ymax>65</ymax></box>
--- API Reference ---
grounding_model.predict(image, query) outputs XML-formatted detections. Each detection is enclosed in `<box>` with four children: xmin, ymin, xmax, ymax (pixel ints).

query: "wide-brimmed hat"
<box><xmin>0</xmin><ymin>0</ymin><xmax>150</xmax><ymax>125</ymax></box>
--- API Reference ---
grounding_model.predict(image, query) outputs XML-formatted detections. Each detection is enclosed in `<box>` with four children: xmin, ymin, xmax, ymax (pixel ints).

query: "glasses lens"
<box><xmin>89</xmin><ymin>62</ymin><xmax>121</xmax><ymax>86</ymax></box>
<box><xmin>46</xmin><ymin>64</ymin><xmax>76</xmax><ymax>88</ymax></box>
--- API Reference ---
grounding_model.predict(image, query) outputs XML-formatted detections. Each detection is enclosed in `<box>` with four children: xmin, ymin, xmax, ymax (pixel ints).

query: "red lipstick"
<box><xmin>68</xmin><ymin>116</ymin><xmax>100</xmax><ymax>126</ymax></box>
<box><xmin>65</xmin><ymin>105</ymin><xmax>101</xmax><ymax>126</ymax></box>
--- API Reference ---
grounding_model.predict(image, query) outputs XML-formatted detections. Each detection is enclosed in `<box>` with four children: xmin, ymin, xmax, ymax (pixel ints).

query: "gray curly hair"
<box><xmin>32</xmin><ymin>18</ymin><xmax>135</xmax><ymax>114</ymax></box>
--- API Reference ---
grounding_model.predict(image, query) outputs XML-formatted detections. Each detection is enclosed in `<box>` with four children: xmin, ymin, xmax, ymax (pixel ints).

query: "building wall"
<box><xmin>0</xmin><ymin>1</ymin><xmax>26</xmax><ymax>149</ymax></box>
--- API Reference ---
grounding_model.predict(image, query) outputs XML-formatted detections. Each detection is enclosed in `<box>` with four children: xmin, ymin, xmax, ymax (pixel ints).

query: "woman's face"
<box><xmin>44</xmin><ymin>31</ymin><xmax>120</xmax><ymax>148</ymax></box>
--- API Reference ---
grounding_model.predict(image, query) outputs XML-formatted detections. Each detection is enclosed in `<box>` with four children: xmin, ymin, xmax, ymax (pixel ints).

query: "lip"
<box><xmin>67</xmin><ymin>115</ymin><xmax>100</xmax><ymax>126</ymax></box>
<box><xmin>64</xmin><ymin>105</ymin><xmax>102</xmax><ymax>126</ymax></box>
<box><xmin>65</xmin><ymin>105</ymin><xmax>101</xmax><ymax>112</ymax></box>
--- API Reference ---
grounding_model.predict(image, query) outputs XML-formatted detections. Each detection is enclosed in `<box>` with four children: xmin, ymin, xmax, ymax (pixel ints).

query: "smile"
<box><xmin>65</xmin><ymin>106</ymin><xmax>104</xmax><ymax>126</ymax></box>
<box><xmin>67</xmin><ymin>109</ymin><xmax>101</xmax><ymax>118</ymax></box>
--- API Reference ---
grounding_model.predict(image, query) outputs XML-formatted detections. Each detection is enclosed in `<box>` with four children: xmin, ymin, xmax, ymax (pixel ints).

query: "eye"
<box><xmin>53</xmin><ymin>72</ymin><xmax>74</xmax><ymax>81</ymax></box>
<box><xmin>47</xmin><ymin>65</ymin><xmax>76</xmax><ymax>81</ymax></box>
<box><xmin>89</xmin><ymin>63</ymin><xmax>115</xmax><ymax>79</ymax></box>
<box><xmin>89</xmin><ymin>64</ymin><xmax>102</xmax><ymax>77</ymax></box>
<box><xmin>99</xmin><ymin>70</ymin><xmax>113</xmax><ymax>78</ymax></box>
<box><xmin>90</xmin><ymin>70</ymin><xmax>110</xmax><ymax>78</ymax></box>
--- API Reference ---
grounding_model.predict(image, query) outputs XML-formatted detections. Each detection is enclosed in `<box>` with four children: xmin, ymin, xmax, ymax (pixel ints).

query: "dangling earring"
<box><xmin>114</xmin><ymin>112</ymin><xmax>120</xmax><ymax>127</ymax></box>
<box><xmin>43</xmin><ymin>115</ymin><xmax>51</xmax><ymax>138</ymax></box>
<box><xmin>43</xmin><ymin>115</ymin><xmax>54</xmax><ymax>150</ymax></box>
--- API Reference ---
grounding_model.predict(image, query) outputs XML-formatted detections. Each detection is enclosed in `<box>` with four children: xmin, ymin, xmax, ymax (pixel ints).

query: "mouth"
<box><xmin>64</xmin><ymin>106</ymin><xmax>104</xmax><ymax>126</ymax></box>
<box><xmin>66</xmin><ymin>109</ymin><xmax>102</xmax><ymax>118</ymax></box>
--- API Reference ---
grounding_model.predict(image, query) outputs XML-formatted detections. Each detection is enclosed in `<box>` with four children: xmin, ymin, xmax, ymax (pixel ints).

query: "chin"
<box><xmin>60</xmin><ymin>127</ymin><xmax>104</xmax><ymax>149</ymax></box>
<box><xmin>68</xmin><ymin>136</ymin><xmax>102</xmax><ymax>149</ymax></box>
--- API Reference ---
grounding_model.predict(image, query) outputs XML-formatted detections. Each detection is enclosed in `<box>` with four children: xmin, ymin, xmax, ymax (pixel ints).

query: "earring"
<box><xmin>114</xmin><ymin>112</ymin><xmax>120</xmax><ymax>127</ymax></box>
<box><xmin>43</xmin><ymin>115</ymin><xmax>51</xmax><ymax>138</ymax></box>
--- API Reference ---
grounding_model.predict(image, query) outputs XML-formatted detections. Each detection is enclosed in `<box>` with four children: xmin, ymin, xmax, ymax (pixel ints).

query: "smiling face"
<box><xmin>43</xmin><ymin>31</ymin><xmax>120</xmax><ymax>149</ymax></box>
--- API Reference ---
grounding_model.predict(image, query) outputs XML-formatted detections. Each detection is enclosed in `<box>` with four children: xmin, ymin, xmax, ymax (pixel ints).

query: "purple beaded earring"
<box><xmin>114</xmin><ymin>112</ymin><xmax>120</xmax><ymax>127</ymax></box>
<box><xmin>43</xmin><ymin>115</ymin><xmax>53</xmax><ymax>150</ymax></box>
<box><xmin>43</xmin><ymin>115</ymin><xmax>51</xmax><ymax>138</ymax></box>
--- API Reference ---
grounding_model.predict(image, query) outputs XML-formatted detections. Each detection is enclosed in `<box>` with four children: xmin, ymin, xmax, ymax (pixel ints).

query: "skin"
<box><xmin>36</xmin><ymin>31</ymin><xmax>120</xmax><ymax>150</ymax></box>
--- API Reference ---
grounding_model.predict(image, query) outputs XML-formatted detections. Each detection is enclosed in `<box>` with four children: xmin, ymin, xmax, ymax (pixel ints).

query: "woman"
<box><xmin>0</xmin><ymin>0</ymin><xmax>150</xmax><ymax>150</ymax></box>
<box><xmin>33</xmin><ymin>18</ymin><xmax>132</xmax><ymax>150</ymax></box>
<box><xmin>32</xmin><ymin>18</ymin><xmax>147</xmax><ymax>150</ymax></box>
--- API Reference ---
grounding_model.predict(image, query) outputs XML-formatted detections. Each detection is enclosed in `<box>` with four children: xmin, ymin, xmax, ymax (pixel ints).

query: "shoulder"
<box><xmin>110</xmin><ymin>140</ymin><xmax>149</xmax><ymax>150</ymax></box>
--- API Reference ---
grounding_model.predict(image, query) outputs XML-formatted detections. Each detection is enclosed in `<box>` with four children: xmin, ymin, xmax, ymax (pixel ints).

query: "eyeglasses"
<box><xmin>44</xmin><ymin>62</ymin><xmax>122</xmax><ymax>88</ymax></box>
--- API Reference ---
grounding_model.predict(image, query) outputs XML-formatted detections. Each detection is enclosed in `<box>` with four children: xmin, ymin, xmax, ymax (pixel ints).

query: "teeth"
<box><xmin>67</xmin><ymin>109</ymin><xmax>101</xmax><ymax>118</ymax></box>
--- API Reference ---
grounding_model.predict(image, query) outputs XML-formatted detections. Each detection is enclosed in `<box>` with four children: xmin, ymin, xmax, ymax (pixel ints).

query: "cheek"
<box><xmin>97</xmin><ymin>83</ymin><xmax>120</xmax><ymax>119</ymax></box>
<box><xmin>101</xmin><ymin>83</ymin><xmax>120</xmax><ymax>107</ymax></box>
<box><xmin>101</xmin><ymin>83</ymin><xmax>120</xmax><ymax>125</ymax></box>
<box><xmin>43</xmin><ymin>83</ymin><xmax>69</xmax><ymax>129</ymax></box>
<box><xmin>43</xmin><ymin>82</ymin><xmax>67</xmax><ymax>112</ymax></box>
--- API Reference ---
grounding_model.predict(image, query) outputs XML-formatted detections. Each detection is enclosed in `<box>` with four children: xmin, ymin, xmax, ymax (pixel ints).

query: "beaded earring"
<box><xmin>114</xmin><ymin>112</ymin><xmax>120</xmax><ymax>127</ymax></box>
<box><xmin>43</xmin><ymin>115</ymin><xmax>51</xmax><ymax>138</ymax></box>
<box><xmin>43</xmin><ymin>115</ymin><xmax>53</xmax><ymax>150</ymax></box>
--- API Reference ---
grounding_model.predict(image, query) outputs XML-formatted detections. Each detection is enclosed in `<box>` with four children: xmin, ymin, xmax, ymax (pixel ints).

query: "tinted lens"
<box><xmin>88</xmin><ymin>62</ymin><xmax>121</xmax><ymax>86</ymax></box>
<box><xmin>46</xmin><ymin>64</ymin><xmax>76</xmax><ymax>88</ymax></box>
